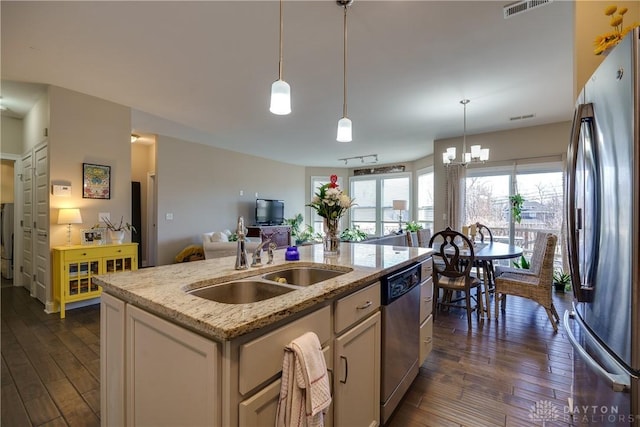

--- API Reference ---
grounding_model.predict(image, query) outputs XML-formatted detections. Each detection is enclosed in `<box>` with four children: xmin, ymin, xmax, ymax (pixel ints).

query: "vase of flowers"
<box><xmin>307</xmin><ymin>174</ymin><xmax>355</xmax><ymax>256</ymax></box>
<box><xmin>593</xmin><ymin>5</ymin><xmax>639</xmax><ymax>56</ymax></box>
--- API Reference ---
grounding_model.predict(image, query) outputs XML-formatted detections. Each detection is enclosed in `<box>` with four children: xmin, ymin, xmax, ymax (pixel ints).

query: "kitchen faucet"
<box><xmin>234</xmin><ymin>216</ymin><xmax>249</xmax><ymax>270</ymax></box>
<box><xmin>251</xmin><ymin>239</ymin><xmax>275</xmax><ymax>267</ymax></box>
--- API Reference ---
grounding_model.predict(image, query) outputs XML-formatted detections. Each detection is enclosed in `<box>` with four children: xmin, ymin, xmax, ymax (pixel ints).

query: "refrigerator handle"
<box><xmin>563</xmin><ymin>311</ymin><xmax>631</xmax><ymax>392</ymax></box>
<box><xmin>566</xmin><ymin>103</ymin><xmax>594</xmax><ymax>302</ymax></box>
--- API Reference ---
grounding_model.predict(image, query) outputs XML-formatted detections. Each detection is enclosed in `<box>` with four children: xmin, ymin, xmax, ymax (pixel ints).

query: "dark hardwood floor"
<box><xmin>1</xmin><ymin>283</ymin><xmax>575</xmax><ymax>427</ymax></box>
<box><xmin>389</xmin><ymin>290</ymin><xmax>576</xmax><ymax>427</ymax></box>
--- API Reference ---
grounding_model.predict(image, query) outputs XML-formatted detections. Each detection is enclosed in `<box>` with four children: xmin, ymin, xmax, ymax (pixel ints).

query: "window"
<box><xmin>350</xmin><ymin>173</ymin><xmax>411</xmax><ymax>236</ymax></box>
<box><xmin>417</xmin><ymin>167</ymin><xmax>434</xmax><ymax>232</ymax></box>
<box><xmin>464</xmin><ymin>161</ymin><xmax>564</xmax><ymax>268</ymax></box>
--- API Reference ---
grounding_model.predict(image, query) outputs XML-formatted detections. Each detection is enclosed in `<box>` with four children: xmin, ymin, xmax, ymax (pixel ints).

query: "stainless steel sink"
<box><xmin>263</xmin><ymin>267</ymin><xmax>348</xmax><ymax>286</ymax></box>
<box><xmin>189</xmin><ymin>280</ymin><xmax>294</xmax><ymax>304</ymax></box>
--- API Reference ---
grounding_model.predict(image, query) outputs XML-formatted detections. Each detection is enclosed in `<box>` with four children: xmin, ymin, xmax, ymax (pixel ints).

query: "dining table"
<box><xmin>467</xmin><ymin>241</ymin><xmax>523</xmax><ymax>318</ymax></box>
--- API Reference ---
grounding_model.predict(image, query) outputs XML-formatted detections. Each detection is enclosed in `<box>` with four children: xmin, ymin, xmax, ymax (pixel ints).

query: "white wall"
<box><xmin>155</xmin><ymin>135</ymin><xmax>306</xmax><ymax>265</ymax></box>
<box><xmin>1</xmin><ymin>116</ymin><xmax>24</xmax><ymax>155</ymax></box>
<box><xmin>23</xmin><ymin>91</ymin><xmax>49</xmax><ymax>152</ymax></box>
<box><xmin>48</xmin><ymin>86</ymin><xmax>132</xmax><ymax>247</ymax></box>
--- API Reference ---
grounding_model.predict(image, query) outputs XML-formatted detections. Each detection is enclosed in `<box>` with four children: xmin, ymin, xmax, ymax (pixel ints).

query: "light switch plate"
<box><xmin>166</xmin><ymin>213</ymin><xmax>174</xmax><ymax>220</ymax></box>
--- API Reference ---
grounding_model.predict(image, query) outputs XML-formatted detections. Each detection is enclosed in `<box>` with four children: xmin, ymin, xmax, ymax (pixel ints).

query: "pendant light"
<box><xmin>443</xmin><ymin>99</ymin><xmax>490</xmax><ymax>166</ymax></box>
<box><xmin>336</xmin><ymin>0</ymin><xmax>353</xmax><ymax>142</ymax></box>
<box><xmin>269</xmin><ymin>0</ymin><xmax>291</xmax><ymax>115</ymax></box>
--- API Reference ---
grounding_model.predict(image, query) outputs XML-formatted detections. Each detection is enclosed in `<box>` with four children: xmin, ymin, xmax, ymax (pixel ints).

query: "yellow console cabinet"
<box><xmin>52</xmin><ymin>243</ymin><xmax>138</xmax><ymax>318</ymax></box>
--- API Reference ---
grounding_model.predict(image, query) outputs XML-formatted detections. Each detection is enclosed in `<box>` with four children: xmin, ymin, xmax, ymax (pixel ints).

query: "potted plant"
<box><xmin>102</xmin><ymin>216</ymin><xmax>136</xmax><ymax>244</ymax></box>
<box><xmin>340</xmin><ymin>226</ymin><xmax>367</xmax><ymax>242</ymax></box>
<box><xmin>284</xmin><ymin>213</ymin><xmax>322</xmax><ymax>245</ymax></box>
<box><xmin>512</xmin><ymin>254</ymin><xmax>530</xmax><ymax>269</ymax></box>
<box><xmin>553</xmin><ymin>269</ymin><xmax>572</xmax><ymax>293</ymax></box>
<box><xmin>509</xmin><ymin>193</ymin><xmax>524</xmax><ymax>224</ymax></box>
<box><xmin>404</xmin><ymin>221</ymin><xmax>423</xmax><ymax>232</ymax></box>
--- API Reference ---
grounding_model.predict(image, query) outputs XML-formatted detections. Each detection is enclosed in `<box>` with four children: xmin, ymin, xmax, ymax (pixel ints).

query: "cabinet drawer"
<box><xmin>419</xmin><ymin>314</ymin><xmax>433</xmax><ymax>366</ymax></box>
<box><xmin>419</xmin><ymin>278</ymin><xmax>433</xmax><ymax>322</ymax></box>
<box><xmin>238</xmin><ymin>346</ymin><xmax>332</xmax><ymax>427</ymax></box>
<box><xmin>63</xmin><ymin>248</ymin><xmax>95</xmax><ymax>260</ymax></box>
<box><xmin>239</xmin><ymin>305</ymin><xmax>331</xmax><ymax>395</ymax></box>
<box><xmin>421</xmin><ymin>257</ymin><xmax>433</xmax><ymax>280</ymax></box>
<box><xmin>334</xmin><ymin>282</ymin><xmax>380</xmax><ymax>334</ymax></box>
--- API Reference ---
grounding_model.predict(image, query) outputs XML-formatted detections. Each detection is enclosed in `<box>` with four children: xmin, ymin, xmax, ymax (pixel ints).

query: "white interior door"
<box><xmin>20</xmin><ymin>151</ymin><xmax>34</xmax><ymax>295</ymax></box>
<box><xmin>33</xmin><ymin>143</ymin><xmax>50</xmax><ymax>308</ymax></box>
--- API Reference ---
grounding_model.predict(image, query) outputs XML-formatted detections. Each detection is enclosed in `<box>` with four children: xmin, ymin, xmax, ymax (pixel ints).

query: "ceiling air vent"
<box><xmin>510</xmin><ymin>113</ymin><xmax>536</xmax><ymax>121</ymax></box>
<box><xmin>504</xmin><ymin>0</ymin><xmax>552</xmax><ymax>19</ymax></box>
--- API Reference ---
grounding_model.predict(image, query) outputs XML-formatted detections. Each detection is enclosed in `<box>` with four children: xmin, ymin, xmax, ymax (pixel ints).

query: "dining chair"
<box><xmin>494</xmin><ymin>233</ymin><xmax>559</xmax><ymax>332</ymax></box>
<box><xmin>494</xmin><ymin>231</ymin><xmax>548</xmax><ymax>277</ymax></box>
<box><xmin>416</xmin><ymin>229</ymin><xmax>432</xmax><ymax>248</ymax></box>
<box><xmin>474</xmin><ymin>222</ymin><xmax>496</xmax><ymax>312</ymax></box>
<box><xmin>429</xmin><ymin>227</ymin><xmax>483</xmax><ymax>329</ymax></box>
<box><xmin>475</xmin><ymin>222</ymin><xmax>493</xmax><ymax>243</ymax></box>
<box><xmin>405</xmin><ymin>231</ymin><xmax>416</xmax><ymax>247</ymax></box>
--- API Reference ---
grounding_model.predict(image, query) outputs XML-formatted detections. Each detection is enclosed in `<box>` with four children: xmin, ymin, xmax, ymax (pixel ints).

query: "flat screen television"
<box><xmin>255</xmin><ymin>199</ymin><xmax>285</xmax><ymax>225</ymax></box>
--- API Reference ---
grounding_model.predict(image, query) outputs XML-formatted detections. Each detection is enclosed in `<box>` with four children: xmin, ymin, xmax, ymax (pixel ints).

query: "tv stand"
<box><xmin>246</xmin><ymin>225</ymin><xmax>291</xmax><ymax>249</ymax></box>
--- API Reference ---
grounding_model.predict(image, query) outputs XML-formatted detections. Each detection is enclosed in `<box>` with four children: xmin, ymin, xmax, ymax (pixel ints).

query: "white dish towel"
<box><xmin>275</xmin><ymin>332</ymin><xmax>331</xmax><ymax>427</ymax></box>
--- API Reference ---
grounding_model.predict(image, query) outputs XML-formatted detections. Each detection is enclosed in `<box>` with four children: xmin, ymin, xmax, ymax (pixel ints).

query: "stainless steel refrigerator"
<box><xmin>564</xmin><ymin>28</ymin><xmax>639</xmax><ymax>425</ymax></box>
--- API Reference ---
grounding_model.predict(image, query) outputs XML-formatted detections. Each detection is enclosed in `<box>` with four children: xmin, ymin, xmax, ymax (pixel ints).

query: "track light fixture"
<box><xmin>338</xmin><ymin>154</ymin><xmax>378</xmax><ymax>165</ymax></box>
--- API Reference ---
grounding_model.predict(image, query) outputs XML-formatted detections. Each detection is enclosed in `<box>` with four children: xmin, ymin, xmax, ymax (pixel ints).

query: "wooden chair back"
<box><xmin>416</xmin><ymin>229</ymin><xmax>432</xmax><ymax>248</ymax></box>
<box><xmin>429</xmin><ymin>227</ymin><xmax>475</xmax><ymax>281</ymax></box>
<box><xmin>405</xmin><ymin>231</ymin><xmax>415</xmax><ymax>247</ymax></box>
<box><xmin>475</xmin><ymin>222</ymin><xmax>494</xmax><ymax>243</ymax></box>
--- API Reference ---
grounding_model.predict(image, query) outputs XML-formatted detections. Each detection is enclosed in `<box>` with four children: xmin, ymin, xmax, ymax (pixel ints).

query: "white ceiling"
<box><xmin>1</xmin><ymin>0</ymin><xmax>574</xmax><ymax>167</ymax></box>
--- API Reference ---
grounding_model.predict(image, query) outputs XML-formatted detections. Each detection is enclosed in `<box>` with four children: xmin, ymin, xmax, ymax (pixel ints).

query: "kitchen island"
<box><xmin>95</xmin><ymin>242</ymin><xmax>433</xmax><ymax>427</ymax></box>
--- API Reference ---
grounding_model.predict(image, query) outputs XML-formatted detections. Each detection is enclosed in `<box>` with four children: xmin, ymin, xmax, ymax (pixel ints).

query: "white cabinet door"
<box><xmin>101</xmin><ymin>293</ymin><xmax>126</xmax><ymax>427</ymax></box>
<box><xmin>419</xmin><ymin>314</ymin><xmax>433</xmax><ymax>366</ymax></box>
<box><xmin>126</xmin><ymin>305</ymin><xmax>220</xmax><ymax>427</ymax></box>
<box><xmin>334</xmin><ymin>311</ymin><xmax>381</xmax><ymax>427</ymax></box>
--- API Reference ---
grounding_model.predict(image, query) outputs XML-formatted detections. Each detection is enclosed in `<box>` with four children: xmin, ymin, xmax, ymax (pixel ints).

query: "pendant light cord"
<box><xmin>278</xmin><ymin>0</ymin><xmax>284</xmax><ymax>80</ymax></box>
<box><xmin>461</xmin><ymin>99</ymin><xmax>469</xmax><ymax>156</ymax></box>
<box><xmin>342</xmin><ymin>4</ymin><xmax>348</xmax><ymax>118</ymax></box>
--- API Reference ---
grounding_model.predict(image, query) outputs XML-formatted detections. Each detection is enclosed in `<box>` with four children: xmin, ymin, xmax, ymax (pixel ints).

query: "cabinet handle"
<box><xmin>425</xmin><ymin>337</ymin><xmax>433</xmax><ymax>344</ymax></box>
<box><xmin>82</xmin><ymin>253</ymin><xmax>87</xmax><ymax>256</ymax></box>
<box><xmin>38</xmin><ymin>232</ymin><xmax>48</xmax><ymax>237</ymax></box>
<box><xmin>425</xmin><ymin>297</ymin><xmax>433</xmax><ymax>302</ymax></box>
<box><xmin>340</xmin><ymin>356</ymin><xmax>348</xmax><ymax>384</ymax></box>
<box><xmin>356</xmin><ymin>301</ymin><xmax>372</xmax><ymax>310</ymax></box>
<box><xmin>327</xmin><ymin>368</ymin><xmax>334</xmax><ymax>395</ymax></box>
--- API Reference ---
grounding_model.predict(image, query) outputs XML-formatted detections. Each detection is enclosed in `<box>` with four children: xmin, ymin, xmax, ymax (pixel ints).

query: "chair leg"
<box><xmin>550</xmin><ymin>303</ymin><xmax>560</xmax><ymax>322</ymax></box>
<box><xmin>545</xmin><ymin>308</ymin><xmax>559</xmax><ymax>332</ymax></box>
<box><xmin>494</xmin><ymin>292</ymin><xmax>501</xmax><ymax>320</ymax></box>
<box><xmin>465</xmin><ymin>291</ymin><xmax>473</xmax><ymax>329</ymax></box>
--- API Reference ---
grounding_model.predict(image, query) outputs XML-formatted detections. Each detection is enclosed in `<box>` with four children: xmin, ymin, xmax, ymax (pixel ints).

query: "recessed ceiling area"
<box><xmin>1</xmin><ymin>1</ymin><xmax>574</xmax><ymax>167</ymax></box>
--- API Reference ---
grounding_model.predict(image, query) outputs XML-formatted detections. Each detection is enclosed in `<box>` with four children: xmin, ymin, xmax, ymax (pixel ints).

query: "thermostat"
<box><xmin>52</xmin><ymin>185</ymin><xmax>72</xmax><ymax>197</ymax></box>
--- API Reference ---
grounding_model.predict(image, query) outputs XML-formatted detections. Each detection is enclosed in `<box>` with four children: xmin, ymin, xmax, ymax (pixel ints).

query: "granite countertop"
<box><xmin>93</xmin><ymin>242</ymin><xmax>433</xmax><ymax>341</ymax></box>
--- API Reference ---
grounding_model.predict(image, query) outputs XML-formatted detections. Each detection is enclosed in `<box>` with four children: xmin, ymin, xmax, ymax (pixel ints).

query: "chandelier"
<box><xmin>443</xmin><ymin>99</ymin><xmax>489</xmax><ymax>166</ymax></box>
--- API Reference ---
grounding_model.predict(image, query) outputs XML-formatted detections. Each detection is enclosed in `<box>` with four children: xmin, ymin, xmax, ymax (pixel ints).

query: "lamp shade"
<box><xmin>392</xmin><ymin>200</ymin><xmax>408</xmax><ymax>211</ymax></box>
<box><xmin>269</xmin><ymin>79</ymin><xmax>291</xmax><ymax>115</ymax></box>
<box><xmin>58</xmin><ymin>208</ymin><xmax>82</xmax><ymax>225</ymax></box>
<box><xmin>336</xmin><ymin>117</ymin><xmax>352</xmax><ymax>142</ymax></box>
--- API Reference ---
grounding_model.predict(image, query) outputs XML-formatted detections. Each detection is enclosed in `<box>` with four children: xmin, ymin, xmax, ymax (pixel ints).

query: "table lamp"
<box><xmin>392</xmin><ymin>200</ymin><xmax>408</xmax><ymax>232</ymax></box>
<box><xmin>58</xmin><ymin>208</ymin><xmax>83</xmax><ymax>245</ymax></box>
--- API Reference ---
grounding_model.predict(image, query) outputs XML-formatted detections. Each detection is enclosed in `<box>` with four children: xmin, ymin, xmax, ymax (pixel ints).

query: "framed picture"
<box><xmin>81</xmin><ymin>228</ymin><xmax>106</xmax><ymax>245</ymax></box>
<box><xmin>82</xmin><ymin>163</ymin><xmax>111</xmax><ymax>199</ymax></box>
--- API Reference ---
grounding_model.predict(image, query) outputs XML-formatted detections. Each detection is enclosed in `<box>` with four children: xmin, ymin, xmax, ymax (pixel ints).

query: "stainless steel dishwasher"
<box><xmin>380</xmin><ymin>261</ymin><xmax>422</xmax><ymax>424</ymax></box>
